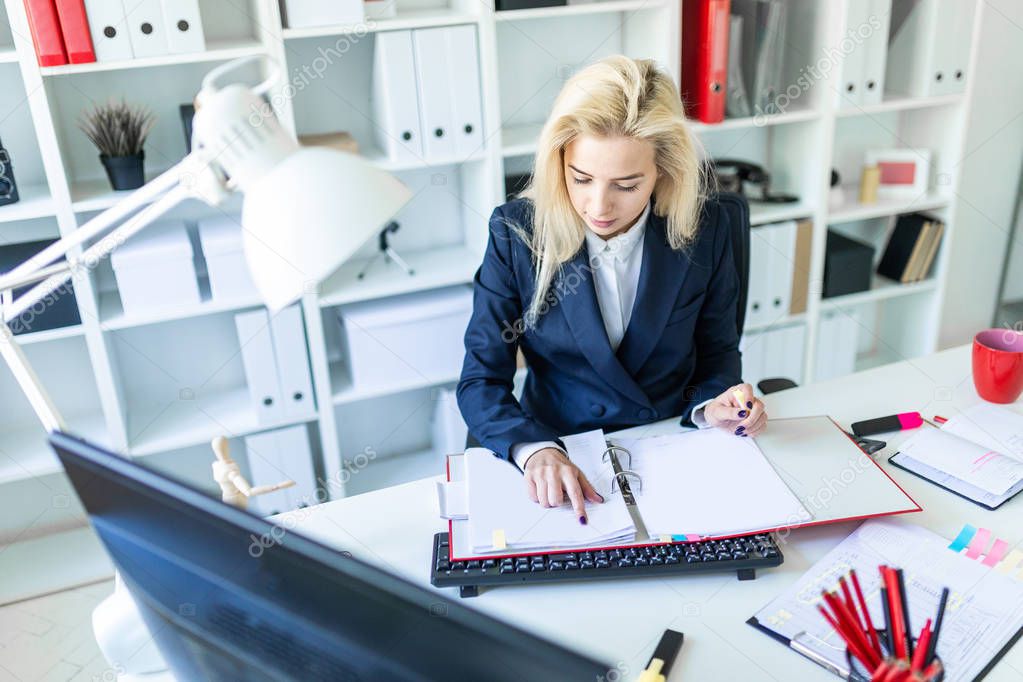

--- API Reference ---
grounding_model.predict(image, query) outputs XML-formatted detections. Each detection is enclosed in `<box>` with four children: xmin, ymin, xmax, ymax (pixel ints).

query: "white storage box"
<box><xmin>110</xmin><ymin>221</ymin><xmax>200</xmax><ymax>315</ymax></box>
<box><xmin>198</xmin><ymin>215</ymin><xmax>258</xmax><ymax>301</ymax></box>
<box><xmin>338</xmin><ymin>286</ymin><xmax>473</xmax><ymax>391</ymax></box>
<box><xmin>282</xmin><ymin>0</ymin><xmax>364</xmax><ymax>29</ymax></box>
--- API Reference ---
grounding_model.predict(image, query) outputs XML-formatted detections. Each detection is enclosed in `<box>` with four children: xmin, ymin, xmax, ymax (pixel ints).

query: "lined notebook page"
<box><xmin>896</xmin><ymin>428</ymin><xmax>1023</xmax><ymax>497</ymax></box>
<box><xmin>464</xmin><ymin>430</ymin><xmax>635</xmax><ymax>553</ymax></box>
<box><xmin>750</xmin><ymin>519</ymin><xmax>1023</xmax><ymax>682</ymax></box>
<box><xmin>614</xmin><ymin>428</ymin><xmax>811</xmax><ymax>538</ymax></box>
<box><xmin>943</xmin><ymin>403</ymin><xmax>1023</xmax><ymax>461</ymax></box>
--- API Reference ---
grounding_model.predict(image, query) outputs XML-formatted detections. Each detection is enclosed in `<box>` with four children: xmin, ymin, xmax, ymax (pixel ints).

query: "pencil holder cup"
<box><xmin>844</xmin><ymin>631</ymin><xmax>943</xmax><ymax>682</ymax></box>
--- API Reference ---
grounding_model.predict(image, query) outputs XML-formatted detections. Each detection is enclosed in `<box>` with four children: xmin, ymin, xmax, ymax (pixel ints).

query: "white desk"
<box><xmin>279</xmin><ymin>345</ymin><xmax>1023</xmax><ymax>681</ymax></box>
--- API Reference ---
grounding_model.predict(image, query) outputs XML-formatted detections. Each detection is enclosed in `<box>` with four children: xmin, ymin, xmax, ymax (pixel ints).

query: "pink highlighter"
<box><xmin>850</xmin><ymin>411</ymin><xmax>923</xmax><ymax>437</ymax></box>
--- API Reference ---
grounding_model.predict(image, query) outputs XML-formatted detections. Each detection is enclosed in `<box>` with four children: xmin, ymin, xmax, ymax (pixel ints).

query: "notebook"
<box><xmin>889</xmin><ymin>404</ymin><xmax>1023</xmax><ymax>509</ymax></box>
<box><xmin>748</xmin><ymin>519</ymin><xmax>1023</xmax><ymax>682</ymax></box>
<box><xmin>440</xmin><ymin>416</ymin><xmax>921</xmax><ymax>560</ymax></box>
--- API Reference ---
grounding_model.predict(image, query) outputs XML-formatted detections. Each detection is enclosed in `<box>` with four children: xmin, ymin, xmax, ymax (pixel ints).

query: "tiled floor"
<box><xmin>0</xmin><ymin>580</ymin><xmax>116</xmax><ymax>682</ymax></box>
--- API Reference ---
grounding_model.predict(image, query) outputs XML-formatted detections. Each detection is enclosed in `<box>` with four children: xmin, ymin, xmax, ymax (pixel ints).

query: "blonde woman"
<box><xmin>457</xmin><ymin>56</ymin><xmax>767</xmax><ymax>523</ymax></box>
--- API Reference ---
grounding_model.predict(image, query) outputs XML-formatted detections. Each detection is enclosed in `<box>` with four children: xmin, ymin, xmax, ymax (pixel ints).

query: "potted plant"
<box><xmin>78</xmin><ymin>99</ymin><xmax>156</xmax><ymax>191</ymax></box>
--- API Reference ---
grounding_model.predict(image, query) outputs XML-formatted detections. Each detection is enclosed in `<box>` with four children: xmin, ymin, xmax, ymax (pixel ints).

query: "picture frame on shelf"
<box><xmin>863</xmin><ymin>148</ymin><xmax>932</xmax><ymax>200</ymax></box>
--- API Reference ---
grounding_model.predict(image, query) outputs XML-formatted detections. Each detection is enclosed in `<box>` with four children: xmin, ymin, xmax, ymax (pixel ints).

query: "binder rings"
<box><xmin>54</xmin><ymin>0</ymin><xmax>95</xmax><ymax>64</ymax></box>
<box><xmin>24</xmin><ymin>0</ymin><xmax>68</xmax><ymax>66</ymax></box>
<box><xmin>748</xmin><ymin>519</ymin><xmax>1023</xmax><ymax>682</ymax></box>
<box><xmin>83</xmin><ymin>0</ymin><xmax>133</xmax><ymax>62</ymax></box>
<box><xmin>680</xmin><ymin>0</ymin><xmax>730</xmax><ymax>123</ymax></box>
<box><xmin>442</xmin><ymin>416</ymin><xmax>920</xmax><ymax>561</ymax></box>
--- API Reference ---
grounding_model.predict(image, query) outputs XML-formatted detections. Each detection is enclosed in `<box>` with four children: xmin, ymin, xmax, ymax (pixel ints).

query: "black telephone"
<box><xmin>706</xmin><ymin>158</ymin><xmax>799</xmax><ymax>204</ymax></box>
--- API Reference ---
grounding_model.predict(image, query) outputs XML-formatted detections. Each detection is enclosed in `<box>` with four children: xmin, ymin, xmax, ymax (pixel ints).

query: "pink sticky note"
<box><xmin>982</xmin><ymin>538</ymin><xmax>1010</xmax><ymax>567</ymax></box>
<box><xmin>965</xmin><ymin>527</ymin><xmax>992</xmax><ymax>560</ymax></box>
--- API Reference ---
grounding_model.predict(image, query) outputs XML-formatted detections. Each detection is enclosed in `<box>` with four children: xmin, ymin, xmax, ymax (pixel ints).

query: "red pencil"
<box><xmin>882</xmin><ymin>567</ymin><xmax>907</xmax><ymax>660</ymax></box>
<box><xmin>911</xmin><ymin>619</ymin><xmax>932</xmax><ymax>672</ymax></box>
<box><xmin>851</xmin><ymin>569</ymin><xmax>882</xmax><ymax>657</ymax></box>
<box><xmin>823</xmin><ymin>591</ymin><xmax>881</xmax><ymax>669</ymax></box>
<box><xmin>819</xmin><ymin>602</ymin><xmax>875</xmax><ymax>670</ymax></box>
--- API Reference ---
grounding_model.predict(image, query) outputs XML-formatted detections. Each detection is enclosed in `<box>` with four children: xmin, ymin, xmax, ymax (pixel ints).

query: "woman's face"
<box><xmin>563</xmin><ymin>134</ymin><xmax>658</xmax><ymax>240</ymax></box>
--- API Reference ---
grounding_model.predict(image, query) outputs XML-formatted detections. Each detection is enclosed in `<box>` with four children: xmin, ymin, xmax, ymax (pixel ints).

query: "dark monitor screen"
<box><xmin>50</xmin><ymin>431</ymin><xmax>609</xmax><ymax>681</ymax></box>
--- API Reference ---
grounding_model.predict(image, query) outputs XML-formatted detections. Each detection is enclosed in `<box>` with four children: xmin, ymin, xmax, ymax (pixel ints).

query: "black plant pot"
<box><xmin>100</xmin><ymin>151</ymin><xmax>145</xmax><ymax>190</ymax></box>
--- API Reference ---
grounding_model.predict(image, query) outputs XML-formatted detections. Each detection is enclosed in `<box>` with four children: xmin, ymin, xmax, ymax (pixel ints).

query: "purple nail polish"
<box><xmin>734</xmin><ymin>427</ymin><xmax>743</xmax><ymax>435</ymax></box>
<box><xmin>741</xmin><ymin>433</ymin><xmax>748</xmax><ymax>437</ymax></box>
<box><xmin>746</xmin><ymin>401</ymin><xmax>753</xmax><ymax>409</ymax></box>
<box><xmin>579</xmin><ymin>515</ymin><xmax>587</xmax><ymax>525</ymax></box>
<box><xmin>738</xmin><ymin>410</ymin><xmax>747</xmax><ymax>418</ymax></box>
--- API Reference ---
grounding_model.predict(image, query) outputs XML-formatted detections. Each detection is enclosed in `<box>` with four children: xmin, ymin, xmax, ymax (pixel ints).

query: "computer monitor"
<box><xmin>50</xmin><ymin>431</ymin><xmax>609</xmax><ymax>681</ymax></box>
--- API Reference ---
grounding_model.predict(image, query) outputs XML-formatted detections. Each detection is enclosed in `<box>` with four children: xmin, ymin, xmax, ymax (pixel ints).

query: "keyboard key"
<box><xmin>650</xmin><ymin>556</ymin><xmax>664</xmax><ymax>565</ymax></box>
<box><xmin>549</xmin><ymin>561</ymin><xmax>565</xmax><ymax>571</ymax></box>
<box><xmin>500</xmin><ymin>564</ymin><xmax>515</xmax><ymax>574</ymax></box>
<box><xmin>483</xmin><ymin>559</ymin><xmax>497</xmax><ymax>568</ymax></box>
<box><xmin>665</xmin><ymin>555</ymin><xmax>679</xmax><ymax>564</ymax></box>
<box><xmin>581</xmin><ymin>560</ymin><xmax>596</xmax><ymax>569</ymax></box>
<box><xmin>565</xmin><ymin>561</ymin><xmax>579</xmax><ymax>570</ymax></box>
<box><xmin>596</xmin><ymin>559</ymin><xmax>610</xmax><ymax>568</ymax></box>
<box><xmin>634</xmin><ymin>557</ymin><xmax>649</xmax><ymax>566</ymax></box>
<box><xmin>467</xmin><ymin>561</ymin><xmax>481</xmax><ymax>569</ymax></box>
<box><xmin>451</xmin><ymin>562</ymin><xmax>465</xmax><ymax>570</ymax></box>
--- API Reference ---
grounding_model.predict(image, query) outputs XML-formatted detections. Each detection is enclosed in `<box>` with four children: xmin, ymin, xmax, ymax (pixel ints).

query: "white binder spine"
<box><xmin>412</xmin><ymin>27</ymin><xmax>458</xmax><ymax>160</ymax></box>
<box><xmin>445</xmin><ymin>25</ymin><xmax>485</xmax><ymax>158</ymax></box>
<box><xmin>84</xmin><ymin>0</ymin><xmax>133</xmax><ymax>62</ymax></box>
<box><xmin>235</xmin><ymin>309</ymin><xmax>285</xmax><ymax>425</ymax></box>
<box><xmin>885</xmin><ymin>0</ymin><xmax>940</xmax><ymax>97</ymax></box>
<box><xmin>746</xmin><ymin>226</ymin><xmax>770</xmax><ymax>328</ymax></box>
<box><xmin>766</xmin><ymin>221</ymin><xmax>796</xmax><ymax>322</ymax></box>
<box><xmin>160</xmin><ymin>0</ymin><xmax>205</xmax><ymax>55</ymax></box>
<box><xmin>244</xmin><ymin>430</ymin><xmax>290</xmax><ymax>516</ymax></box>
<box><xmin>121</xmin><ymin>0</ymin><xmax>168</xmax><ymax>59</ymax></box>
<box><xmin>372</xmin><ymin>30</ymin><xmax>423</xmax><ymax>163</ymax></box>
<box><xmin>837</xmin><ymin>0</ymin><xmax>869</xmax><ymax>108</ymax></box>
<box><xmin>273</xmin><ymin>424</ymin><xmax>319</xmax><ymax>509</ymax></box>
<box><xmin>860</xmin><ymin>0</ymin><xmax>891</xmax><ymax>106</ymax></box>
<box><xmin>269</xmin><ymin>304</ymin><xmax>317</xmax><ymax>421</ymax></box>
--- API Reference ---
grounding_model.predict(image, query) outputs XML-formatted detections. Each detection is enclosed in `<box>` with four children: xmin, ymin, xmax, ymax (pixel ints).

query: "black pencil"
<box><xmin>925</xmin><ymin>587</ymin><xmax>950</xmax><ymax>666</ymax></box>
<box><xmin>879</xmin><ymin>586</ymin><xmax>893</xmax><ymax>655</ymax></box>
<box><xmin>896</xmin><ymin>569</ymin><xmax>913</xmax><ymax>660</ymax></box>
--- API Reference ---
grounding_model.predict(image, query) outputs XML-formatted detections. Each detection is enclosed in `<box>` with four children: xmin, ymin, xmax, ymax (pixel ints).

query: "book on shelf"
<box><xmin>876</xmin><ymin>213</ymin><xmax>944</xmax><ymax>284</ymax></box>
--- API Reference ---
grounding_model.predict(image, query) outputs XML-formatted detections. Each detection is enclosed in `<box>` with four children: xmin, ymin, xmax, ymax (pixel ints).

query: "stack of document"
<box><xmin>891</xmin><ymin>404</ymin><xmax>1023</xmax><ymax>508</ymax></box>
<box><xmin>464</xmin><ymin>430</ymin><xmax>636</xmax><ymax>553</ymax></box>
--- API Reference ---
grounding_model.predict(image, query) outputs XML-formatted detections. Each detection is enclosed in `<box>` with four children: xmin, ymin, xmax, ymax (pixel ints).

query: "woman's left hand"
<box><xmin>703</xmin><ymin>382</ymin><xmax>767</xmax><ymax>437</ymax></box>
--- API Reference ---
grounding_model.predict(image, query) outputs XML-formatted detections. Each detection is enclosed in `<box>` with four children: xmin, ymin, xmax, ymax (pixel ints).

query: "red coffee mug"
<box><xmin>973</xmin><ymin>329</ymin><xmax>1023</xmax><ymax>403</ymax></box>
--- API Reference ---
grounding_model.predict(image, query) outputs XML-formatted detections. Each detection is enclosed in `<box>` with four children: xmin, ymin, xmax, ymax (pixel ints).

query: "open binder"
<box><xmin>440</xmin><ymin>416</ymin><xmax>921</xmax><ymax>562</ymax></box>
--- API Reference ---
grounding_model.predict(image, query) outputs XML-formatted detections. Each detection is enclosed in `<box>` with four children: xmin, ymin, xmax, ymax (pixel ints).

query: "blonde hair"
<box><xmin>511</xmin><ymin>55</ymin><xmax>708</xmax><ymax>329</ymax></box>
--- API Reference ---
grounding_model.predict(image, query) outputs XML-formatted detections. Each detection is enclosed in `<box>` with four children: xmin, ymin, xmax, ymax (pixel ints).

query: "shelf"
<box><xmin>828</xmin><ymin>189</ymin><xmax>952</xmax><ymax>223</ymax></box>
<box><xmin>99</xmin><ymin>285</ymin><xmax>263</xmax><ymax>331</ymax></box>
<box><xmin>0</xmin><ymin>184</ymin><xmax>55</xmax><ymax>223</ymax></box>
<box><xmin>687</xmin><ymin>108</ymin><xmax>821</xmax><ymax>133</ymax></box>
<box><xmin>318</xmin><ymin>244</ymin><xmax>480</xmax><ymax>308</ymax></box>
<box><xmin>495</xmin><ymin>0</ymin><xmax>666</xmax><ymax>22</ymax></box>
<box><xmin>835</xmin><ymin>93</ymin><xmax>964</xmax><ymax>119</ymax></box>
<box><xmin>126</xmin><ymin>385</ymin><xmax>317</xmax><ymax>457</ymax></box>
<box><xmin>282</xmin><ymin>8</ymin><xmax>478</xmax><ymax>39</ymax></box>
<box><xmin>359</xmin><ymin>144</ymin><xmax>488</xmax><ymax>172</ymax></box>
<box><xmin>342</xmin><ymin>446</ymin><xmax>442</xmax><ymax>497</ymax></box>
<box><xmin>502</xmin><ymin>108</ymin><xmax>821</xmax><ymax>156</ymax></box>
<box><xmin>750</xmin><ymin>201</ymin><xmax>815</xmax><ymax>226</ymax></box>
<box><xmin>0</xmin><ymin>525</ymin><xmax>114</xmax><ymax>604</ymax></box>
<box><xmin>70</xmin><ymin>175</ymin><xmax>170</xmax><ymax>213</ymax></box>
<box><xmin>39</xmin><ymin>39</ymin><xmax>267</xmax><ymax>76</ymax></box>
<box><xmin>0</xmin><ymin>413</ymin><xmax>107</xmax><ymax>485</ymax></box>
<box><xmin>0</xmin><ymin>48</ymin><xmax>18</xmax><ymax>64</ymax></box>
<box><xmin>11</xmin><ymin>324</ymin><xmax>84</xmax><ymax>345</ymax></box>
<box><xmin>820</xmin><ymin>276</ymin><xmax>938</xmax><ymax>311</ymax></box>
<box><xmin>330</xmin><ymin>361</ymin><xmax>458</xmax><ymax>406</ymax></box>
<box><xmin>745</xmin><ymin>312</ymin><xmax>806</xmax><ymax>334</ymax></box>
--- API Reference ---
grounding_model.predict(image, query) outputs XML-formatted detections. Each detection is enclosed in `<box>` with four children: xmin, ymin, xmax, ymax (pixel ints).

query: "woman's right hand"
<box><xmin>523</xmin><ymin>448</ymin><xmax>604</xmax><ymax>523</ymax></box>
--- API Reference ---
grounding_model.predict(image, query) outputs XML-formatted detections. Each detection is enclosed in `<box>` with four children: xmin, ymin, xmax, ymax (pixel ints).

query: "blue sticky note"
<box><xmin>671</xmin><ymin>534</ymin><xmax>688</xmax><ymax>542</ymax></box>
<box><xmin>948</xmin><ymin>524</ymin><xmax>977</xmax><ymax>552</ymax></box>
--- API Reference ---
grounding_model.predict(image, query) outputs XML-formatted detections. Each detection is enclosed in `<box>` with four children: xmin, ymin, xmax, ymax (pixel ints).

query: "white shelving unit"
<box><xmin>0</xmin><ymin>0</ymin><xmax>984</xmax><ymax>567</ymax></box>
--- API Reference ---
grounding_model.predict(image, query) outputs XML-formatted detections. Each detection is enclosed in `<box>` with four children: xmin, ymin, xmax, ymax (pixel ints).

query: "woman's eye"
<box><xmin>617</xmin><ymin>185</ymin><xmax>639</xmax><ymax>192</ymax></box>
<box><xmin>572</xmin><ymin>177</ymin><xmax>589</xmax><ymax>185</ymax></box>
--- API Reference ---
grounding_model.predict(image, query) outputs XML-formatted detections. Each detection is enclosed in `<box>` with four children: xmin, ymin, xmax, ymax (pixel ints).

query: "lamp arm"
<box><xmin>0</xmin><ymin>149</ymin><xmax>230</xmax><ymax>432</ymax></box>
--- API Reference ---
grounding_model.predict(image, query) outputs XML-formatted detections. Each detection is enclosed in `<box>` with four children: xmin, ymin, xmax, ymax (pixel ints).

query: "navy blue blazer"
<box><xmin>457</xmin><ymin>196</ymin><xmax>742</xmax><ymax>461</ymax></box>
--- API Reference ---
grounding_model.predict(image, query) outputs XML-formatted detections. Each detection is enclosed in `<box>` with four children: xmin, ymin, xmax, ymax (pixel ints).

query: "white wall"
<box><xmin>938</xmin><ymin>0</ymin><xmax>1023</xmax><ymax>346</ymax></box>
<box><xmin>999</xmin><ymin>176</ymin><xmax>1023</xmax><ymax>302</ymax></box>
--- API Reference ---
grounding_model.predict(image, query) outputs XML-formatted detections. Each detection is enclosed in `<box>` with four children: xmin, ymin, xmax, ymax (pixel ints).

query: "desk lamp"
<box><xmin>0</xmin><ymin>56</ymin><xmax>412</xmax><ymax>677</ymax></box>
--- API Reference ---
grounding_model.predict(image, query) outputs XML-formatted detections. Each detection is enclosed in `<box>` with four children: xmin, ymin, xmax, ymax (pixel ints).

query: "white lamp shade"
<box><xmin>240</xmin><ymin>147</ymin><xmax>413</xmax><ymax>312</ymax></box>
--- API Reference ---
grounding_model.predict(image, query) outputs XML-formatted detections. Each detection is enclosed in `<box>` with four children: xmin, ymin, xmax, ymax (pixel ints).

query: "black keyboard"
<box><xmin>430</xmin><ymin>532</ymin><xmax>783</xmax><ymax>598</ymax></box>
